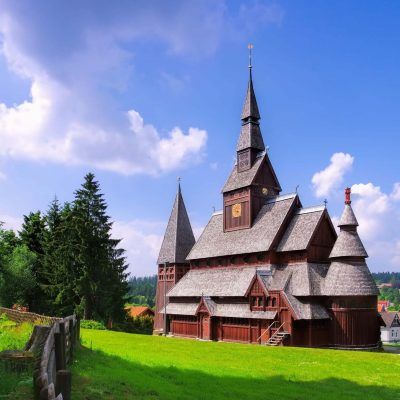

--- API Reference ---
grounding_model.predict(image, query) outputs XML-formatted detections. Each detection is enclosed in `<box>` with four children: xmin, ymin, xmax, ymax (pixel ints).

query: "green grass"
<box><xmin>71</xmin><ymin>329</ymin><xmax>400</xmax><ymax>400</ymax></box>
<box><xmin>0</xmin><ymin>315</ymin><xmax>33</xmax><ymax>397</ymax></box>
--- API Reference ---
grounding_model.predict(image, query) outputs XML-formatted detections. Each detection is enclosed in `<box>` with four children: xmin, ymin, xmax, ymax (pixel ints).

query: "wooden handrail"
<box><xmin>257</xmin><ymin>320</ymin><xmax>279</xmax><ymax>342</ymax></box>
<box><xmin>268</xmin><ymin>322</ymin><xmax>285</xmax><ymax>342</ymax></box>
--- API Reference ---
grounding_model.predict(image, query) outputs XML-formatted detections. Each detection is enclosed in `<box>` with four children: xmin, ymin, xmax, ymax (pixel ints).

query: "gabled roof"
<box><xmin>125</xmin><ymin>306</ymin><xmax>154</xmax><ymax>317</ymax></box>
<box><xmin>157</xmin><ymin>184</ymin><xmax>195</xmax><ymax>264</ymax></box>
<box><xmin>187</xmin><ymin>194</ymin><xmax>297</xmax><ymax>260</ymax></box>
<box><xmin>276</xmin><ymin>206</ymin><xmax>334</xmax><ymax>252</ymax></box>
<box><xmin>380</xmin><ymin>312</ymin><xmax>400</xmax><ymax>328</ymax></box>
<box><xmin>222</xmin><ymin>153</ymin><xmax>281</xmax><ymax>193</ymax></box>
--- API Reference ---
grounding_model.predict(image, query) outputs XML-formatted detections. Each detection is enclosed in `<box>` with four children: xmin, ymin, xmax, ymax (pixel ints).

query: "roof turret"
<box><xmin>157</xmin><ymin>182</ymin><xmax>195</xmax><ymax>264</ymax></box>
<box><xmin>329</xmin><ymin>188</ymin><xmax>367</xmax><ymax>259</ymax></box>
<box><xmin>324</xmin><ymin>188</ymin><xmax>378</xmax><ymax>296</ymax></box>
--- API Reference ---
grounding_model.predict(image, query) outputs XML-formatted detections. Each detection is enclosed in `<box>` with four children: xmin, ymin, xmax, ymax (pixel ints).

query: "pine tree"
<box><xmin>18</xmin><ymin>211</ymin><xmax>47</xmax><ymax>311</ymax></box>
<box><xmin>71</xmin><ymin>173</ymin><xmax>128</xmax><ymax>321</ymax></box>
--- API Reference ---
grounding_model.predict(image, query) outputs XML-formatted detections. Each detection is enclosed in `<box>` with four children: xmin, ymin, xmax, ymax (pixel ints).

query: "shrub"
<box><xmin>0</xmin><ymin>318</ymin><xmax>33</xmax><ymax>352</ymax></box>
<box><xmin>80</xmin><ymin>320</ymin><xmax>106</xmax><ymax>330</ymax></box>
<box><xmin>115</xmin><ymin>315</ymin><xmax>153</xmax><ymax>335</ymax></box>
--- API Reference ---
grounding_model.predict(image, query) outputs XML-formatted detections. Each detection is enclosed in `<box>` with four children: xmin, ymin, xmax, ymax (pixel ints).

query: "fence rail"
<box><xmin>0</xmin><ymin>307</ymin><xmax>79</xmax><ymax>400</ymax></box>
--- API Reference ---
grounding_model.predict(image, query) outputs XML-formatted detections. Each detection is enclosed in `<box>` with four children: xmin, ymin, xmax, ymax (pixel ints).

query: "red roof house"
<box><xmin>126</xmin><ymin>306</ymin><xmax>155</xmax><ymax>318</ymax></box>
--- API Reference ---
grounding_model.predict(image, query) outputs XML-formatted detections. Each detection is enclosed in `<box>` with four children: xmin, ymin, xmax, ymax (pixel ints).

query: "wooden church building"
<box><xmin>154</xmin><ymin>62</ymin><xmax>381</xmax><ymax>348</ymax></box>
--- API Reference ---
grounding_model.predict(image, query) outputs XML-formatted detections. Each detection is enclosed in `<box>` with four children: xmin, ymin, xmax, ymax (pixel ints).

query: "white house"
<box><xmin>380</xmin><ymin>312</ymin><xmax>400</xmax><ymax>343</ymax></box>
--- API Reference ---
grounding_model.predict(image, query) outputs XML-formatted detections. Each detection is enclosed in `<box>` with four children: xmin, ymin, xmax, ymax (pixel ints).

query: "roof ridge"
<box><xmin>296</xmin><ymin>205</ymin><xmax>325</xmax><ymax>214</ymax></box>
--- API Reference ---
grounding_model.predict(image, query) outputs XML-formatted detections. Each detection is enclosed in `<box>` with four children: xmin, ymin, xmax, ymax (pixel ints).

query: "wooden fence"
<box><xmin>0</xmin><ymin>307</ymin><xmax>60</xmax><ymax>325</ymax></box>
<box><xmin>0</xmin><ymin>307</ymin><xmax>80</xmax><ymax>400</ymax></box>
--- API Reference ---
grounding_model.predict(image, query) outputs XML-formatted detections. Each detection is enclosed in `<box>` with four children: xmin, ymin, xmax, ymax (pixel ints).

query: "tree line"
<box><xmin>127</xmin><ymin>275</ymin><xmax>157</xmax><ymax>308</ymax></box>
<box><xmin>0</xmin><ymin>173</ymin><xmax>128</xmax><ymax>323</ymax></box>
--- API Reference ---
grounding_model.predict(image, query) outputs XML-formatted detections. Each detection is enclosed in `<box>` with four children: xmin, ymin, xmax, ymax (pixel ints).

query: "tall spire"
<box><xmin>157</xmin><ymin>181</ymin><xmax>195</xmax><ymax>264</ymax></box>
<box><xmin>237</xmin><ymin>44</ymin><xmax>264</xmax><ymax>152</ymax></box>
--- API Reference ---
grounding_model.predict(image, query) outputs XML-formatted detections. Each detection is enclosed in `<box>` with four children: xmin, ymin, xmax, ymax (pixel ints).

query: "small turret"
<box><xmin>324</xmin><ymin>188</ymin><xmax>378</xmax><ymax>296</ymax></box>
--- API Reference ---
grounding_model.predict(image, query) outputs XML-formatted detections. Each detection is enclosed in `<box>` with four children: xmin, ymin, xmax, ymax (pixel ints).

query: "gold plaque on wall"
<box><xmin>232</xmin><ymin>203</ymin><xmax>242</xmax><ymax>218</ymax></box>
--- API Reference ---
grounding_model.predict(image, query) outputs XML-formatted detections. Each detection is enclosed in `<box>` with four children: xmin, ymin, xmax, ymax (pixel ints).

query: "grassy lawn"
<box><xmin>0</xmin><ymin>314</ymin><xmax>33</xmax><ymax>397</ymax></box>
<box><xmin>72</xmin><ymin>329</ymin><xmax>400</xmax><ymax>400</ymax></box>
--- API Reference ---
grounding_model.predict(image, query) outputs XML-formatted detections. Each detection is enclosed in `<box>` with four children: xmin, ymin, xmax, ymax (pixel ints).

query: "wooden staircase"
<box><xmin>266</xmin><ymin>330</ymin><xmax>290</xmax><ymax>346</ymax></box>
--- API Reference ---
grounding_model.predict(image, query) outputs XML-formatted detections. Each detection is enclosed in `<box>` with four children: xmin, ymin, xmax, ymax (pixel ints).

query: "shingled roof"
<box><xmin>222</xmin><ymin>153</ymin><xmax>281</xmax><ymax>193</ymax></box>
<box><xmin>161</xmin><ymin>301</ymin><xmax>276</xmax><ymax>320</ymax></box>
<box><xmin>187</xmin><ymin>194</ymin><xmax>297</xmax><ymax>260</ymax></box>
<box><xmin>276</xmin><ymin>206</ymin><xmax>330</xmax><ymax>252</ymax></box>
<box><xmin>329</xmin><ymin>202</ymin><xmax>367</xmax><ymax>259</ymax></box>
<box><xmin>168</xmin><ymin>266</ymin><xmax>268</xmax><ymax>297</ymax></box>
<box><xmin>283</xmin><ymin>292</ymin><xmax>330</xmax><ymax>320</ymax></box>
<box><xmin>323</xmin><ymin>261</ymin><xmax>379</xmax><ymax>296</ymax></box>
<box><xmin>241</xmin><ymin>70</ymin><xmax>260</xmax><ymax>120</ymax></box>
<box><xmin>157</xmin><ymin>184</ymin><xmax>195</xmax><ymax>264</ymax></box>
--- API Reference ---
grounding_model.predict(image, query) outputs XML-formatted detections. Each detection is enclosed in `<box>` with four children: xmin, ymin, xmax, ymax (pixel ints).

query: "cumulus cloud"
<box><xmin>0</xmin><ymin>1</ymin><xmax>283</xmax><ymax>176</ymax></box>
<box><xmin>312</xmin><ymin>152</ymin><xmax>354</xmax><ymax>197</ymax></box>
<box><xmin>391</xmin><ymin>182</ymin><xmax>400</xmax><ymax>201</ymax></box>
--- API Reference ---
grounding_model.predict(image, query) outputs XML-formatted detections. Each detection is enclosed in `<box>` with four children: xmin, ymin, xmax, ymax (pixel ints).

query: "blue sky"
<box><xmin>0</xmin><ymin>1</ymin><xmax>399</xmax><ymax>275</ymax></box>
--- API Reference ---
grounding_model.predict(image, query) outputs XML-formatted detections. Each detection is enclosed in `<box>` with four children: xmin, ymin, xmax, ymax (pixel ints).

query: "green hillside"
<box><xmin>72</xmin><ymin>329</ymin><xmax>400</xmax><ymax>400</ymax></box>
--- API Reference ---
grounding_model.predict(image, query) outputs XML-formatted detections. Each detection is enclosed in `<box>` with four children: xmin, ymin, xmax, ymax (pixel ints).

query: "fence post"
<box><xmin>77</xmin><ymin>316</ymin><xmax>81</xmax><ymax>344</ymax></box>
<box><xmin>54</xmin><ymin>325</ymin><xmax>66</xmax><ymax>371</ymax></box>
<box><xmin>56</xmin><ymin>370</ymin><xmax>71</xmax><ymax>400</ymax></box>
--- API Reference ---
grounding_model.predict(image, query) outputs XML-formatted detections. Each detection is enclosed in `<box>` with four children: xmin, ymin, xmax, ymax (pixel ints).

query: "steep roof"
<box><xmin>241</xmin><ymin>71</ymin><xmax>260</xmax><ymax>120</ymax></box>
<box><xmin>222</xmin><ymin>153</ymin><xmax>281</xmax><ymax>193</ymax></box>
<box><xmin>283</xmin><ymin>292</ymin><xmax>330</xmax><ymax>320</ymax></box>
<box><xmin>187</xmin><ymin>194</ymin><xmax>297</xmax><ymax>260</ymax></box>
<box><xmin>323</xmin><ymin>261</ymin><xmax>379</xmax><ymax>296</ymax></box>
<box><xmin>236</xmin><ymin>122</ymin><xmax>265</xmax><ymax>152</ymax></box>
<box><xmin>338</xmin><ymin>204</ymin><xmax>359</xmax><ymax>227</ymax></box>
<box><xmin>380</xmin><ymin>312</ymin><xmax>400</xmax><ymax>328</ymax></box>
<box><xmin>157</xmin><ymin>184</ymin><xmax>195</xmax><ymax>264</ymax></box>
<box><xmin>276</xmin><ymin>206</ymin><xmax>330</xmax><ymax>252</ymax></box>
<box><xmin>329</xmin><ymin>230</ymin><xmax>368</xmax><ymax>259</ymax></box>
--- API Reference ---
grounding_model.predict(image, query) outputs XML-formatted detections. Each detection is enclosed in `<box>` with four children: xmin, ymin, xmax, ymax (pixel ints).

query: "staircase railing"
<box><xmin>267</xmin><ymin>322</ymin><xmax>286</xmax><ymax>343</ymax></box>
<box><xmin>257</xmin><ymin>320</ymin><xmax>280</xmax><ymax>342</ymax></box>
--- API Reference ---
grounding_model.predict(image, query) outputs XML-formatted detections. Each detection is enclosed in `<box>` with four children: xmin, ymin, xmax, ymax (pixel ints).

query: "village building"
<box><xmin>126</xmin><ymin>306</ymin><xmax>155</xmax><ymax>318</ymax></box>
<box><xmin>154</xmin><ymin>62</ymin><xmax>381</xmax><ymax>348</ymax></box>
<box><xmin>378</xmin><ymin>300</ymin><xmax>390</xmax><ymax>313</ymax></box>
<box><xmin>380</xmin><ymin>312</ymin><xmax>400</xmax><ymax>343</ymax></box>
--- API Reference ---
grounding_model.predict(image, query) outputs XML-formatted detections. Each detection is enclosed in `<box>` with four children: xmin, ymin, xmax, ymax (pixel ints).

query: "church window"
<box><xmin>271</xmin><ymin>297</ymin><xmax>277</xmax><ymax>308</ymax></box>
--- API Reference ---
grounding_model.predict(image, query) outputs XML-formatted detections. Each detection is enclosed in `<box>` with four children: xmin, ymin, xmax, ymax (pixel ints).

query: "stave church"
<box><xmin>154</xmin><ymin>58</ymin><xmax>381</xmax><ymax>348</ymax></box>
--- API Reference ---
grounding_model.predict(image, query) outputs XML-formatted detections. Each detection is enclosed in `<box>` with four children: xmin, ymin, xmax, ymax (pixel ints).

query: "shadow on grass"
<box><xmin>0</xmin><ymin>364</ymin><xmax>32</xmax><ymax>398</ymax></box>
<box><xmin>71</xmin><ymin>346</ymin><xmax>399</xmax><ymax>400</ymax></box>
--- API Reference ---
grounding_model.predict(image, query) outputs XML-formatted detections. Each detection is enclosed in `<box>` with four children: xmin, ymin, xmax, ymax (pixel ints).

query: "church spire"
<box><xmin>157</xmin><ymin>180</ymin><xmax>195</xmax><ymax>264</ymax></box>
<box><xmin>237</xmin><ymin>45</ymin><xmax>265</xmax><ymax>154</ymax></box>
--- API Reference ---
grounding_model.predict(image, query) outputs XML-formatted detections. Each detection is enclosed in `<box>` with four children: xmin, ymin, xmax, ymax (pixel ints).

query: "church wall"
<box><xmin>223</xmin><ymin>189</ymin><xmax>251</xmax><ymax>231</ymax></box>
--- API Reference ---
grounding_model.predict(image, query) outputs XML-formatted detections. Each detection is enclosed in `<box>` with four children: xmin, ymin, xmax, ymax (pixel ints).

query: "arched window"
<box><xmin>271</xmin><ymin>297</ymin><xmax>277</xmax><ymax>307</ymax></box>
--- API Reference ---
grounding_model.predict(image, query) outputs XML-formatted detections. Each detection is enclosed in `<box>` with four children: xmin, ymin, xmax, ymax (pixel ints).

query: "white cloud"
<box><xmin>0</xmin><ymin>1</ymin><xmax>283</xmax><ymax>176</ymax></box>
<box><xmin>0</xmin><ymin>214</ymin><xmax>22</xmax><ymax>231</ymax></box>
<box><xmin>312</xmin><ymin>152</ymin><xmax>354</xmax><ymax>197</ymax></box>
<box><xmin>113</xmin><ymin>219</ymin><xmax>164</xmax><ymax>277</ymax></box>
<box><xmin>391</xmin><ymin>182</ymin><xmax>400</xmax><ymax>201</ymax></box>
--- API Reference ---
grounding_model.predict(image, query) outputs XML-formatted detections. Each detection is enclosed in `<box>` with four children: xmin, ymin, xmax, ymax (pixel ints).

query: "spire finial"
<box><xmin>345</xmin><ymin>187</ymin><xmax>351</xmax><ymax>205</ymax></box>
<box><xmin>248</xmin><ymin>43</ymin><xmax>253</xmax><ymax>70</ymax></box>
<box><xmin>324</xmin><ymin>199</ymin><xmax>328</xmax><ymax>208</ymax></box>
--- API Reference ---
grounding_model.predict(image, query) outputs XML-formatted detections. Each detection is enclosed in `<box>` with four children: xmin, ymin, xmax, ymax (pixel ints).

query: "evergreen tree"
<box><xmin>18</xmin><ymin>212</ymin><xmax>47</xmax><ymax>311</ymax></box>
<box><xmin>71</xmin><ymin>173</ymin><xmax>128</xmax><ymax>321</ymax></box>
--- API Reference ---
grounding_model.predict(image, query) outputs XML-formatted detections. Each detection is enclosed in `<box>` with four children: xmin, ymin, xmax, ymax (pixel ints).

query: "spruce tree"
<box><xmin>50</xmin><ymin>173</ymin><xmax>128</xmax><ymax>321</ymax></box>
<box><xmin>19</xmin><ymin>211</ymin><xmax>47</xmax><ymax>311</ymax></box>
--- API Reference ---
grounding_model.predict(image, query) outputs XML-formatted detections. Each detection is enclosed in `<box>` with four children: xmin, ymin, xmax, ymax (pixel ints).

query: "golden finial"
<box><xmin>248</xmin><ymin>43</ymin><xmax>254</xmax><ymax>69</ymax></box>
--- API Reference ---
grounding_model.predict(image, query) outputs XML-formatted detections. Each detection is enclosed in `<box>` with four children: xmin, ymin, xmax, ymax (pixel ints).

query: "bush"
<box><xmin>80</xmin><ymin>320</ymin><xmax>106</xmax><ymax>330</ymax></box>
<box><xmin>115</xmin><ymin>315</ymin><xmax>153</xmax><ymax>335</ymax></box>
<box><xmin>0</xmin><ymin>315</ymin><xmax>33</xmax><ymax>352</ymax></box>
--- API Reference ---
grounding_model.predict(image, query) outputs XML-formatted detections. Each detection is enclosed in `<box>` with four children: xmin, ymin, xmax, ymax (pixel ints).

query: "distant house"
<box><xmin>378</xmin><ymin>300</ymin><xmax>390</xmax><ymax>312</ymax></box>
<box><xmin>377</xmin><ymin>283</ymin><xmax>393</xmax><ymax>289</ymax></box>
<box><xmin>380</xmin><ymin>312</ymin><xmax>400</xmax><ymax>343</ymax></box>
<box><xmin>125</xmin><ymin>306</ymin><xmax>155</xmax><ymax>318</ymax></box>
